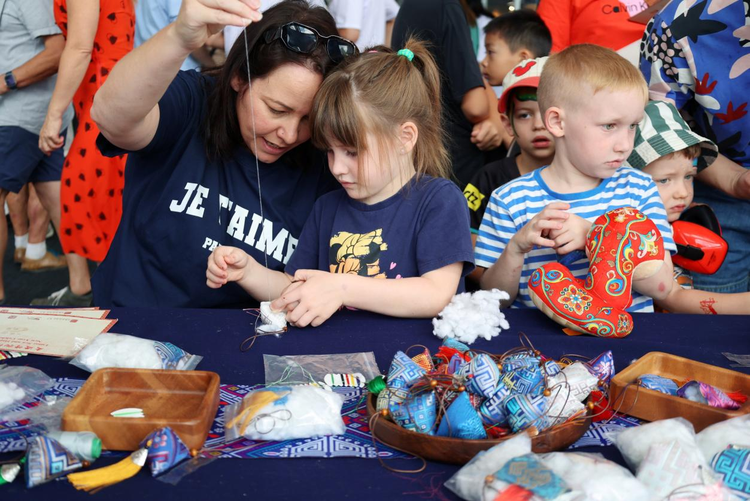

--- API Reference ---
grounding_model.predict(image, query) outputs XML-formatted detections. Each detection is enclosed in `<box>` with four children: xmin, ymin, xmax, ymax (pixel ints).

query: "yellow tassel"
<box><xmin>67</xmin><ymin>448</ymin><xmax>147</xmax><ymax>492</ymax></box>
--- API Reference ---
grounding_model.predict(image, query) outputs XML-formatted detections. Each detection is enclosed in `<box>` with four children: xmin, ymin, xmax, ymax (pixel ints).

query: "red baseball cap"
<box><xmin>498</xmin><ymin>56</ymin><xmax>548</xmax><ymax>114</ymax></box>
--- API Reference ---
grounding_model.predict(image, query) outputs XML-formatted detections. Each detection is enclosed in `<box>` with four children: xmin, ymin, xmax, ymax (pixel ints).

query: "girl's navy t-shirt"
<box><xmin>93</xmin><ymin>70</ymin><xmax>336</xmax><ymax>308</ymax></box>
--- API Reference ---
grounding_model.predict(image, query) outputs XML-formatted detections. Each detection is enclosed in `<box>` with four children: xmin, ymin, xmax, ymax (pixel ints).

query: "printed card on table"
<box><xmin>0</xmin><ymin>307</ymin><xmax>109</xmax><ymax>319</ymax></box>
<box><xmin>0</xmin><ymin>312</ymin><xmax>117</xmax><ymax>357</ymax></box>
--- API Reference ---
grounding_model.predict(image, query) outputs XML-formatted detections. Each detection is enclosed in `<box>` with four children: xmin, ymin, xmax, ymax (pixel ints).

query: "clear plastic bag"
<box><xmin>263</xmin><ymin>352</ymin><xmax>381</xmax><ymax>386</ymax></box>
<box><xmin>69</xmin><ymin>333</ymin><xmax>202</xmax><ymax>372</ymax></box>
<box><xmin>223</xmin><ymin>385</ymin><xmax>345</xmax><ymax>442</ymax></box>
<box><xmin>0</xmin><ymin>365</ymin><xmax>54</xmax><ymax>412</ymax></box>
<box><xmin>0</xmin><ymin>396</ymin><xmax>71</xmax><ymax>434</ymax></box>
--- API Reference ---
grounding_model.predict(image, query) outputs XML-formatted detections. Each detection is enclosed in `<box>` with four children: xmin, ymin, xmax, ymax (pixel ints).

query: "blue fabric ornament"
<box><xmin>465</xmin><ymin>354</ymin><xmax>501</xmax><ymax>398</ymax></box>
<box><xmin>377</xmin><ymin>386</ymin><xmax>409</xmax><ymax>414</ymax></box>
<box><xmin>711</xmin><ymin>446</ymin><xmax>750</xmax><ymax>499</ymax></box>
<box><xmin>502</xmin><ymin>353</ymin><xmax>540</xmax><ymax>373</ymax></box>
<box><xmin>391</xmin><ymin>391</ymin><xmax>437</xmax><ymax>435</ymax></box>
<box><xmin>140</xmin><ymin>426</ymin><xmax>191</xmax><ymax>477</ymax></box>
<box><xmin>447</xmin><ymin>353</ymin><xmax>465</xmax><ymax>375</ymax></box>
<box><xmin>638</xmin><ymin>374</ymin><xmax>678</xmax><ymax>395</ymax></box>
<box><xmin>25</xmin><ymin>436</ymin><xmax>83</xmax><ymax>488</ymax></box>
<box><xmin>505</xmin><ymin>394</ymin><xmax>551</xmax><ymax>433</ymax></box>
<box><xmin>387</xmin><ymin>351</ymin><xmax>426</xmax><ymax>390</ymax></box>
<box><xmin>436</xmin><ymin>392</ymin><xmax>487</xmax><ymax>439</ymax></box>
<box><xmin>542</xmin><ymin>360</ymin><xmax>561</xmax><ymax>377</ymax></box>
<box><xmin>501</xmin><ymin>362</ymin><xmax>544</xmax><ymax>396</ymax></box>
<box><xmin>480</xmin><ymin>384</ymin><xmax>510</xmax><ymax>426</ymax></box>
<box><xmin>495</xmin><ymin>453</ymin><xmax>570</xmax><ymax>500</ymax></box>
<box><xmin>442</xmin><ymin>338</ymin><xmax>470</xmax><ymax>353</ymax></box>
<box><xmin>586</xmin><ymin>350</ymin><xmax>615</xmax><ymax>384</ymax></box>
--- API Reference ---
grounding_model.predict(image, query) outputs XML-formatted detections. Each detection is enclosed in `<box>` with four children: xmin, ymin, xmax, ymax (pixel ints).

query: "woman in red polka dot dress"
<box><xmin>37</xmin><ymin>0</ymin><xmax>134</xmax><ymax>306</ymax></box>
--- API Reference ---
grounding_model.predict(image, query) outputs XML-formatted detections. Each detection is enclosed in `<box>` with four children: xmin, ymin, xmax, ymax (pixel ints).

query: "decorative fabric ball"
<box><xmin>638</xmin><ymin>374</ymin><xmax>679</xmax><ymax>395</ymax></box>
<box><xmin>505</xmin><ymin>394</ymin><xmax>551</xmax><ymax>434</ymax></box>
<box><xmin>140</xmin><ymin>426</ymin><xmax>191</xmax><ymax>477</ymax></box>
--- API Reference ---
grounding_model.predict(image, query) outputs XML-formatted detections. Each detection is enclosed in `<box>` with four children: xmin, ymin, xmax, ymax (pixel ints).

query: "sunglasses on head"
<box><xmin>264</xmin><ymin>22</ymin><xmax>358</xmax><ymax>64</ymax></box>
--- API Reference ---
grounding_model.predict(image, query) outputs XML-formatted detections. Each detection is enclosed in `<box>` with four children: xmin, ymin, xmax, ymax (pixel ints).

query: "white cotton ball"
<box><xmin>432</xmin><ymin>289</ymin><xmax>510</xmax><ymax>345</ymax></box>
<box><xmin>260</xmin><ymin>301</ymin><xmax>287</xmax><ymax>330</ymax></box>
<box><xmin>0</xmin><ymin>381</ymin><xmax>27</xmax><ymax>410</ymax></box>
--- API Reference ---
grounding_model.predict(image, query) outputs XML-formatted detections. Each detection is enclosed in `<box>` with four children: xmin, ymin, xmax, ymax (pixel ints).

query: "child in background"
<box><xmin>464</xmin><ymin>57</ymin><xmax>554</xmax><ymax>286</ymax></box>
<box><xmin>465</xmin><ymin>57</ymin><xmax>554</xmax><ymax>236</ymax></box>
<box><xmin>207</xmin><ymin>41</ymin><xmax>474</xmax><ymax>327</ymax></box>
<box><xmin>480</xmin><ymin>10</ymin><xmax>551</xmax><ymax>88</ymax></box>
<box><xmin>626</xmin><ymin>101</ymin><xmax>750</xmax><ymax>314</ymax></box>
<box><xmin>476</xmin><ymin>44</ymin><xmax>676</xmax><ymax>311</ymax></box>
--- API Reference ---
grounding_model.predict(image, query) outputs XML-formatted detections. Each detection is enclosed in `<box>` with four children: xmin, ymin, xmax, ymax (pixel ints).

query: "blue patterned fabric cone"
<box><xmin>638</xmin><ymin>374</ymin><xmax>678</xmax><ymax>395</ymax></box>
<box><xmin>387</xmin><ymin>351</ymin><xmax>426</xmax><ymax>390</ymax></box>
<box><xmin>501</xmin><ymin>363</ymin><xmax>544</xmax><ymax>396</ymax></box>
<box><xmin>678</xmin><ymin>381</ymin><xmax>740</xmax><ymax>409</ymax></box>
<box><xmin>543</xmin><ymin>360</ymin><xmax>561</xmax><ymax>377</ymax></box>
<box><xmin>711</xmin><ymin>446</ymin><xmax>750</xmax><ymax>499</ymax></box>
<box><xmin>465</xmin><ymin>354</ymin><xmax>501</xmax><ymax>398</ymax></box>
<box><xmin>377</xmin><ymin>386</ymin><xmax>409</xmax><ymax>413</ymax></box>
<box><xmin>495</xmin><ymin>454</ymin><xmax>570</xmax><ymax>499</ymax></box>
<box><xmin>505</xmin><ymin>394</ymin><xmax>551</xmax><ymax>433</ymax></box>
<box><xmin>436</xmin><ymin>392</ymin><xmax>487</xmax><ymax>439</ymax></box>
<box><xmin>480</xmin><ymin>384</ymin><xmax>510</xmax><ymax>426</ymax></box>
<box><xmin>586</xmin><ymin>350</ymin><xmax>615</xmax><ymax>384</ymax></box>
<box><xmin>25</xmin><ymin>436</ymin><xmax>83</xmax><ymax>488</ymax></box>
<box><xmin>502</xmin><ymin>353</ymin><xmax>540</xmax><ymax>373</ymax></box>
<box><xmin>442</xmin><ymin>338</ymin><xmax>470</xmax><ymax>353</ymax></box>
<box><xmin>140</xmin><ymin>426</ymin><xmax>191</xmax><ymax>477</ymax></box>
<box><xmin>447</xmin><ymin>353</ymin><xmax>466</xmax><ymax>375</ymax></box>
<box><xmin>391</xmin><ymin>391</ymin><xmax>437</xmax><ymax>435</ymax></box>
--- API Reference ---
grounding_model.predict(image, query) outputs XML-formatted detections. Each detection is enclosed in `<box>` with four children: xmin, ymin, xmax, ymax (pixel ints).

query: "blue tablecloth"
<box><xmin>3</xmin><ymin>307</ymin><xmax>749</xmax><ymax>499</ymax></box>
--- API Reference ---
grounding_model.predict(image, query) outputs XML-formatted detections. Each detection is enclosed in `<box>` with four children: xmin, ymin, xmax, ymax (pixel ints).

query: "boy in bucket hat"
<box><xmin>625</xmin><ymin>100</ymin><xmax>750</xmax><ymax>314</ymax></box>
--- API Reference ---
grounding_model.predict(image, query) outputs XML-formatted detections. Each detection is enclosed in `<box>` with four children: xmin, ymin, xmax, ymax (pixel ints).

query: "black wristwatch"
<box><xmin>4</xmin><ymin>71</ymin><xmax>18</xmax><ymax>90</ymax></box>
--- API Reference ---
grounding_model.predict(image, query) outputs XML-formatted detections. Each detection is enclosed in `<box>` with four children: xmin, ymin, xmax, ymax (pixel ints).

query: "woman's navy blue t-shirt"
<box><xmin>93</xmin><ymin>70</ymin><xmax>336</xmax><ymax>308</ymax></box>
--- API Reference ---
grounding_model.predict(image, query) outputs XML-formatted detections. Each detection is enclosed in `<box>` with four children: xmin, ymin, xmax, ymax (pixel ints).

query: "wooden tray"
<box><xmin>610</xmin><ymin>352</ymin><xmax>750</xmax><ymax>432</ymax></box>
<box><xmin>366</xmin><ymin>393</ymin><xmax>591</xmax><ymax>465</ymax></box>
<box><xmin>62</xmin><ymin>368</ymin><xmax>220</xmax><ymax>451</ymax></box>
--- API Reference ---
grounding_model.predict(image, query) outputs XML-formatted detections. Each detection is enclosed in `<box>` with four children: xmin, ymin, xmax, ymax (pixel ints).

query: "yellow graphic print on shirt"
<box><xmin>329</xmin><ymin>230</ymin><xmax>388</xmax><ymax>278</ymax></box>
<box><xmin>463</xmin><ymin>183</ymin><xmax>485</xmax><ymax>212</ymax></box>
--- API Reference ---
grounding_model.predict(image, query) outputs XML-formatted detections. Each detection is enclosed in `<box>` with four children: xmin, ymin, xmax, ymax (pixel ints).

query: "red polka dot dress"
<box><xmin>54</xmin><ymin>0</ymin><xmax>134</xmax><ymax>261</ymax></box>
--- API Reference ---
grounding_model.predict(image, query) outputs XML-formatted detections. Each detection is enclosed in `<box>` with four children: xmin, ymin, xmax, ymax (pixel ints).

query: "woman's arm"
<box><xmin>272</xmin><ymin>263</ymin><xmax>464</xmax><ymax>327</ymax></box>
<box><xmin>656</xmin><ymin>284</ymin><xmax>750</xmax><ymax>315</ymax></box>
<box><xmin>38</xmin><ymin>0</ymin><xmax>99</xmax><ymax>154</ymax></box>
<box><xmin>696</xmin><ymin>153</ymin><xmax>750</xmax><ymax>200</ymax></box>
<box><xmin>90</xmin><ymin>0</ymin><xmax>261</xmax><ymax>151</ymax></box>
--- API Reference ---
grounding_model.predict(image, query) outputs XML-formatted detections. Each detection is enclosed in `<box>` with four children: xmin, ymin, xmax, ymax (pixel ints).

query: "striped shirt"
<box><xmin>475</xmin><ymin>166</ymin><xmax>676</xmax><ymax>312</ymax></box>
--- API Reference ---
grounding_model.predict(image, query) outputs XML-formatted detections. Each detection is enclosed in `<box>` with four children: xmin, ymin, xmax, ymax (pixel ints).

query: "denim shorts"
<box><xmin>692</xmin><ymin>185</ymin><xmax>750</xmax><ymax>293</ymax></box>
<box><xmin>0</xmin><ymin>126</ymin><xmax>66</xmax><ymax>193</ymax></box>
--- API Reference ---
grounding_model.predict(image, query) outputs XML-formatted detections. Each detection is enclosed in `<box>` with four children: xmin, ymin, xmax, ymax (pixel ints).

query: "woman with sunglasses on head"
<box><xmin>89</xmin><ymin>0</ymin><xmax>357</xmax><ymax>308</ymax></box>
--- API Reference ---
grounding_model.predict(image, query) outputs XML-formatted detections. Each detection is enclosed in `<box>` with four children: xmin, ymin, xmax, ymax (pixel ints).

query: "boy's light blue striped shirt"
<box><xmin>475</xmin><ymin>166</ymin><xmax>676</xmax><ymax>312</ymax></box>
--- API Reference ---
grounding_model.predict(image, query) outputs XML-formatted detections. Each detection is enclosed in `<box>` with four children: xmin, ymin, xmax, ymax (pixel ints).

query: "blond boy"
<box><xmin>476</xmin><ymin>44</ymin><xmax>676</xmax><ymax>311</ymax></box>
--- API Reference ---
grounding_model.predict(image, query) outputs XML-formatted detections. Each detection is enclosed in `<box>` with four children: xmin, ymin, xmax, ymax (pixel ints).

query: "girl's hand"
<box><xmin>38</xmin><ymin>114</ymin><xmax>65</xmax><ymax>156</ymax></box>
<box><xmin>510</xmin><ymin>201</ymin><xmax>570</xmax><ymax>254</ymax></box>
<box><xmin>547</xmin><ymin>213</ymin><xmax>593</xmax><ymax>255</ymax></box>
<box><xmin>206</xmin><ymin>245</ymin><xmax>249</xmax><ymax>288</ymax></box>
<box><xmin>173</xmin><ymin>0</ymin><xmax>262</xmax><ymax>52</ymax></box>
<box><xmin>271</xmin><ymin>270</ymin><xmax>344</xmax><ymax>328</ymax></box>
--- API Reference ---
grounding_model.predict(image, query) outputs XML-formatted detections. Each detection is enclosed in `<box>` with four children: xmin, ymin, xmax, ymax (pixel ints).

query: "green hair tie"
<box><xmin>397</xmin><ymin>48</ymin><xmax>414</xmax><ymax>61</ymax></box>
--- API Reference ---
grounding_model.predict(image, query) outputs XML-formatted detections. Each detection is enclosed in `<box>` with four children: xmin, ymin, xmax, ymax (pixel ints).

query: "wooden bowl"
<box><xmin>366</xmin><ymin>393</ymin><xmax>592</xmax><ymax>465</ymax></box>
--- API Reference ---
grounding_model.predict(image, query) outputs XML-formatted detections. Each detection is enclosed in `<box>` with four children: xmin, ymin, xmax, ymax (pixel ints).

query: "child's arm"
<box><xmin>656</xmin><ymin>282</ymin><xmax>750</xmax><ymax>315</ymax></box>
<box><xmin>480</xmin><ymin>202</ymin><xmax>571</xmax><ymax>307</ymax></box>
<box><xmin>632</xmin><ymin>251</ymin><xmax>674</xmax><ymax>301</ymax></box>
<box><xmin>206</xmin><ymin>246</ymin><xmax>292</xmax><ymax>300</ymax></box>
<box><xmin>271</xmin><ymin>263</ymin><xmax>463</xmax><ymax>327</ymax></box>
